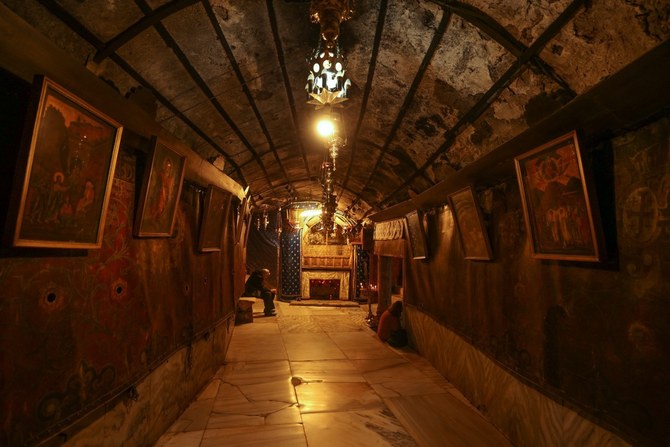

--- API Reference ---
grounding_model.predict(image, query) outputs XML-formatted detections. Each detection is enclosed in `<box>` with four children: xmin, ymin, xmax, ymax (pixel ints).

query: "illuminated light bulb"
<box><xmin>317</xmin><ymin>119</ymin><xmax>335</xmax><ymax>137</ymax></box>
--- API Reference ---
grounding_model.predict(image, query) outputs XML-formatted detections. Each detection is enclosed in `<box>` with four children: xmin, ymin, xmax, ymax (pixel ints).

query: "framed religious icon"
<box><xmin>514</xmin><ymin>131</ymin><xmax>603</xmax><ymax>261</ymax></box>
<box><xmin>448</xmin><ymin>186</ymin><xmax>493</xmax><ymax>260</ymax></box>
<box><xmin>198</xmin><ymin>185</ymin><xmax>231</xmax><ymax>252</ymax></box>
<box><xmin>134</xmin><ymin>136</ymin><xmax>186</xmax><ymax>237</ymax></box>
<box><xmin>404</xmin><ymin>209</ymin><xmax>428</xmax><ymax>260</ymax></box>
<box><xmin>7</xmin><ymin>76</ymin><xmax>123</xmax><ymax>249</ymax></box>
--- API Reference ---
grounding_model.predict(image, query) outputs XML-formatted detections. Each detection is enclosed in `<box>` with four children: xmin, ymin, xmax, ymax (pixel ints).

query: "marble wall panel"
<box><xmin>406</xmin><ymin>308</ymin><xmax>630</xmax><ymax>447</ymax></box>
<box><xmin>62</xmin><ymin>317</ymin><xmax>233</xmax><ymax>446</ymax></box>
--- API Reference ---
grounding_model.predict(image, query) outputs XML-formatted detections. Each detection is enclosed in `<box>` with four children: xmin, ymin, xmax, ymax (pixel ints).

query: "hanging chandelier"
<box><xmin>255</xmin><ymin>207</ymin><xmax>270</xmax><ymax>231</ymax></box>
<box><xmin>306</xmin><ymin>42</ymin><xmax>351</xmax><ymax>103</ymax></box>
<box><xmin>320</xmin><ymin>161</ymin><xmax>336</xmax><ymax>235</ymax></box>
<box><xmin>307</xmin><ymin>0</ymin><xmax>354</xmax><ymax>236</ymax></box>
<box><xmin>309</xmin><ymin>0</ymin><xmax>354</xmax><ymax>50</ymax></box>
<box><xmin>306</xmin><ymin>0</ymin><xmax>353</xmax><ymax>106</ymax></box>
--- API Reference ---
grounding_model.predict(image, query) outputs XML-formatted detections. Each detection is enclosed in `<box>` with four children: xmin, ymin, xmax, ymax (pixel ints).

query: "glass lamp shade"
<box><xmin>305</xmin><ymin>42</ymin><xmax>350</xmax><ymax>99</ymax></box>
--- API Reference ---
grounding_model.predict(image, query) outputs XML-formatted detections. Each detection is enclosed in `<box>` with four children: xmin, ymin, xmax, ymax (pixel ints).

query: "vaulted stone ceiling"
<box><xmin>4</xmin><ymin>0</ymin><xmax>668</xmax><ymax>220</ymax></box>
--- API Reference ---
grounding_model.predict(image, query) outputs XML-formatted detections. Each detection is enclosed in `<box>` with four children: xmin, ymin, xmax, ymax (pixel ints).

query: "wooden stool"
<box><xmin>235</xmin><ymin>297</ymin><xmax>256</xmax><ymax>325</ymax></box>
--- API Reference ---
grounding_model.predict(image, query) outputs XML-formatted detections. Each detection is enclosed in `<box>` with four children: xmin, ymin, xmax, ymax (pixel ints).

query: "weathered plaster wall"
<box><xmin>0</xmin><ymin>74</ymin><xmax>242</xmax><ymax>446</ymax></box>
<box><xmin>404</xmin><ymin>116</ymin><xmax>670</xmax><ymax>445</ymax></box>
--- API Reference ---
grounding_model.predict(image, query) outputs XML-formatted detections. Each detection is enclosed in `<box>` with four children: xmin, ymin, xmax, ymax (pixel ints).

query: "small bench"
<box><xmin>235</xmin><ymin>297</ymin><xmax>257</xmax><ymax>325</ymax></box>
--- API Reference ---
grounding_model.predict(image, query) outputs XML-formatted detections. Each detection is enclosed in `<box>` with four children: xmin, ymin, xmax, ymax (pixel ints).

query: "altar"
<box><xmin>301</xmin><ymin>270</ymin><xmax>350</xmax><ymax>300</ymax></box>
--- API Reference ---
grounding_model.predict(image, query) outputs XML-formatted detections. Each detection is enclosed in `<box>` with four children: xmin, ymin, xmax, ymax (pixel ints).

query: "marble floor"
<box><xmin>154</xmin><ymin>300</ymin><xmax>512</xmax><ymax>447</ymax></box>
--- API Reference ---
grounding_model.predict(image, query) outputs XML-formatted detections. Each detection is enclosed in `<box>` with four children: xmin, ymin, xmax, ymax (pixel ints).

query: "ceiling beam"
<box><xmin>133</xmin><ymin>0</ymin><xmax>274</xmax><ymax>191</ymax></box>
<box><xmin>370</xmin><ymin>38</ymin><xmax>670</xmax><ymax>222</ymax></box>
<box><xmin>337</xmin><ymin>0</ymin><xmax>388</xmax><ymax>204</ymax></box>
<box><xmin>34</xmin><ymin>0</ymin><xmax>249</xmax><ymax>186</ymax></box>
<box><xmin>201</xmin><ymin>0</ymin><xmax>294</xmax><ymax>195</ymax></box>
<box><xmin>432</xmin><ymin>0</ymin><xmax>525</xmax><ymax>56</ymax></box>
<box><xmin>110</xmin><ymin>54</ymin><xmax>249</xmax><ymax>185</ymax></box>
<box><xmin>36</xmin><ymin>0</ymin><xmax>105</xmax><ymax>51</ymax></box>
<box><xmin>378</xmin><ymin>0</ymin><xmax>586</xmax><ymax>208</ymax></box>
<box><xmin>431</xmin><ymin>0</ymin><xmax>576</xmax><ymax>97</ymax></box>
<box><xmin>253</xmin><ymin>176</ymin><xmax>371</xmax><ymax>210</ymax></box>
<box><xmin>92</xmin><ymin>0</ymin><xmax>200</xmax><ymax>64</ymax></box>
<box><xmin>352</xmin><ymin>9</ymin><xmax>452</xmax><ymax>208</ymax></box>
<box><xmin>265</xmin><ymin>0</ymin><xmax>312</xmax><ymax>179</ymax></box>
<box><xmin>4</xmin><ymin>2</ymin><xmax>245</xmax><ymax>192</ymax></box>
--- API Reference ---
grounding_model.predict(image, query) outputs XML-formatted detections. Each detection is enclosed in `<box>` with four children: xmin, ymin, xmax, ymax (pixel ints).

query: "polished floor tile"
<box><xmin>282</xmin><ymin>332</ymin><xmax>347</xmax><ymax>361</ymax></box>
<box><xmin>207</xmin><ymin>404</ymin><xmax>301</xmax><ymax>429</ymax></box>
<box><xmin>277</xmin><ymin>315</ymin><xmax>323</xmax><ymax>333</ymax></box>
<box><xmin>295</xmin><ymin>382</ymin><xmax>385</xmax><ymax>413</ymax></box>
<box><xmin>211</xmin><ymin>382</ymin><xmax>296</xmax><ymax>417</ymax></box>
<box><xmin>155</xmin><ymin>430</ymin><xmax>204</xmax><ymax>447</ymax></box>
<box><xmin>302</xmin><ymin>409</ymin><xmax>417</xmax><ymax>447</ymax></box>
<box><xmin>216</xmin><ymin>360</ymin><xmax>292</xmax><ymax>385</ymax></box>
<box><xmin>224</xmin><ymin>334</ymin><xmax>287</xmax><ymax>362</ymax></box>
<box><xmin>154</xmin><ymin>300</ymin><xmax>511</xmax><ymax>447</ymax></box>
<box><xmin>370</xmin><ymin>379</ymin><xmax>451</xmax><ymax>398</ymax></box>
<box><xmin>385</xmin><ymin>393</ymin><xmax>513</xmax><ymax>447</ymax></box>
<box><xmin>327</xmin><ymin>331</ymin><xmax>400</xmax><ymax>361</ymax></box>
<box><xmin>196</xmin><ymin>380</ymin><xmax>221</xmax><ymax>400</ymax></box>
<box><xmin>290</xmin><ymin>359</ymin><xmax>366</xmax><ymax>383</ymax></box>
<box><xmin>237</xmin><ymin>378</ymin><xmax>297</xmax><ymax>403</ymax></box>
<box><xmin>167</xmin><ymin>398</ymin><xmax>214</xmax><ymax>432</ymax></box>
<box><xmin>201</xmin><ymin>424</ymin><xmax>307</xmax><ymax>447</ymax></box>
<box><xmin>362</xmin><ymin>362</ymin><xmax>429</xmax><ymax>384</ymax></box>
<box><xmin>352</xmin><ymin>357</ymin><xmax>409</xmax><ymax>374</ymax></box>
<box><xmin>313</xmin><ymin>315</ymin><xmax>367</xmax><ymax>333</ymax></box>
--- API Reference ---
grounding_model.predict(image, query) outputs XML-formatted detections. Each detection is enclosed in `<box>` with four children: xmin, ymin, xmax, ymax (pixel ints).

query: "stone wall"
<box><xmin>403</xmin><ymin>115</ymin><xmax>670</xmax><ymax>445</ymax></box>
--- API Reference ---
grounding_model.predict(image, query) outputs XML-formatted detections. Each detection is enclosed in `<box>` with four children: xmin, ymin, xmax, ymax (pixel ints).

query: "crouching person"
<box><xmin>376</xmin><ymin>301</ymin><xmax>407</xmax><ymax>347</ymax></box>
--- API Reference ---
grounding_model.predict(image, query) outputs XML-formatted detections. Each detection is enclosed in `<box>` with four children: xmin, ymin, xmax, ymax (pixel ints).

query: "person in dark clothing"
<box><xmin>244</xmin><ymin>268</ymin><xmax>276</xmax><ymax>316</ymax></box>
<box><xmin>376</xmin><ymin>301</ymin><xmax>407</xmax><ymax>347</ymax></box>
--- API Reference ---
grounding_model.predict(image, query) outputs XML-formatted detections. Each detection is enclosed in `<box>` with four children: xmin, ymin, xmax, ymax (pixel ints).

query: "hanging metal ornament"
<box><xmin>309</xmin><ymin>0</ymin><xmax>354</xmax><ymax>50</ymax></box>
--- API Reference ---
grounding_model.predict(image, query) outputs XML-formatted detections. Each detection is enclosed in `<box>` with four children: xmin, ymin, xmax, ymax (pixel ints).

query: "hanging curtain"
<box><xmin>280</xmin><ymin>229</ymin><xmax>301</xmax><ymax>296</ymax></box>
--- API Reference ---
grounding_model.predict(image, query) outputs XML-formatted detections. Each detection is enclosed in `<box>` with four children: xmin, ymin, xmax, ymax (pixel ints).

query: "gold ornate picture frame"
<box><xmin>198</xmin><ymin>185</ymin><xmax>231</xmax><ymax>252</ymax></box>
<box><xmin>404</xmin><ymin>209</ymin><xmax>428</xmax><ymax>260</ymax></box>
<box><xmin>515</xmin><ymin>131</ymin><xmax>603</xmax><ymax>261</ymax></box>
<box><xmin>8</xmin><ymin>76</ymin><xmax>123</xmax><ymax>249</ymax></box>
<box><xmin>134</xmin><ymin>136</ymin><xmax>186</xmax><ymax>237</ymax></box>
<box><xmin>448</xmin><ymin>186</ymin><xmax>493</xmax><ymax>261</ymax></box>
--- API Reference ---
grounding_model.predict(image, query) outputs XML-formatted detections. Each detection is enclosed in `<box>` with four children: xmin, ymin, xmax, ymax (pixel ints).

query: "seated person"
<box><xmin>376</xmin><ymin>301</ymin><xmax>407</xmax><ymax>347</ymax></box>
<box><xmin>244</xmin><ymin>268</ymin><xmax>276</xmax><ymax>316</ymax></box>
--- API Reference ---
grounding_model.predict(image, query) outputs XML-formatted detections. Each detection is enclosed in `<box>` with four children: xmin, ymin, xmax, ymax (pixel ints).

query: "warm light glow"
<box><xmin>316</xmin><ymin>118</ymin><xmax>335</xmax><ymax>137</ymax></box>
<box><xmin>300</xmin><ymin>209</ymin><xmax>322</xmax><ymax>218</ymax></box>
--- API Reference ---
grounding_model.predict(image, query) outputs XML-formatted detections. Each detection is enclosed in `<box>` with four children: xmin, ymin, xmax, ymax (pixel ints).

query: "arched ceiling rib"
<box><xmin>351</xmin><ymin>8</ymin><xmax>451</xmax><ymax>211</ymax></box>
<box><xmin>6</xmin><ymin>0</ymin><xmax>668</xmax><ymax>219</ymax></box>
<box><xmin>92</xmin><ymin>0</ymin><xmax>199</xmax><ymax>64</ymax></box>
<box><xmin>133</xmin><ymin>0</ymin><xmax>274</xmax><ymax>189</ymax></box>
<box><xmin>265</xmin><ymin>0</ymin><xmax>312</xmax><ymax>181</ymax></box>
<box><xmin>374</xmin><ymin>0</ymin><xmax>586</xmax><ymax>211</ymax></box>
<box><xmin>200</xmin><ymin>0</ymin><xmax>294</xmax><ymax>193</ymax></box>
<box><xmin>337</xmin><ymin>0</ymin><xmax>388</xmax><ymax>207</ymax></box>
